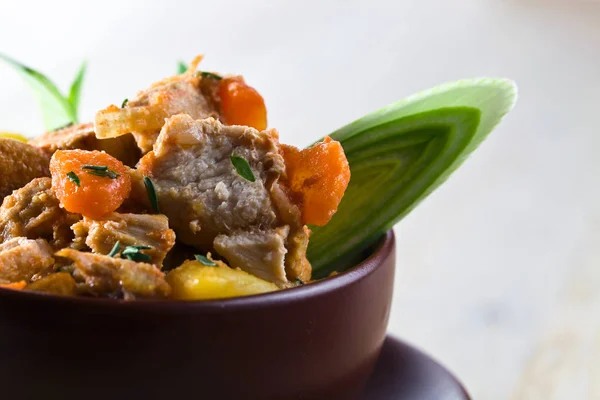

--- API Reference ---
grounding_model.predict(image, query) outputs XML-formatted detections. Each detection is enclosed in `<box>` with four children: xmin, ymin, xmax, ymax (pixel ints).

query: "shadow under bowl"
<box><xmin>0</xmin><ymin>230</ymin><xmax>396</xmax><ymax>400</ymax></box>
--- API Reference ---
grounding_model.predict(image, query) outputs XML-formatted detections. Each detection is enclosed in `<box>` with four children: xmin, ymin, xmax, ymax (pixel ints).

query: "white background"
<box><xmin>1</xmin><ymin>1</ymin><xmax>599</xmax><ymax>398</ymax></box>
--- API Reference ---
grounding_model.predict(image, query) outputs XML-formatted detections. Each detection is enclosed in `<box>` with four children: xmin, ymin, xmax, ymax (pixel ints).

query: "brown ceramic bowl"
<box><xmin>0</xmin><ymin>230</ymin><xmax>395</xmax><ymax>400</ymax></box>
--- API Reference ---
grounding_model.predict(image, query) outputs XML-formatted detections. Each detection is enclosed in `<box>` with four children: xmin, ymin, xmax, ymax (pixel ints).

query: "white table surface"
<box><xmin>1</xmin><ymin>1</ymin><xmax>599</xmax><ymax>398</ymax></box>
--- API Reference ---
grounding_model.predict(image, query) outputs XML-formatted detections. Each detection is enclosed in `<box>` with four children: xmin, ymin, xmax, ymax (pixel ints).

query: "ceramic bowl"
<box><xmin>0</xmin><ymin>230</ymin><xmax>396</xmax><ymax>400</ymax></box>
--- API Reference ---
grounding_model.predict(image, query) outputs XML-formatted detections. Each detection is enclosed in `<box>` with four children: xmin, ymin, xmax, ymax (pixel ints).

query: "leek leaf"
<box><xmin>309</xmin><ymin>78</ymin><xmax>517</xmax><ymax>277</ymax></box>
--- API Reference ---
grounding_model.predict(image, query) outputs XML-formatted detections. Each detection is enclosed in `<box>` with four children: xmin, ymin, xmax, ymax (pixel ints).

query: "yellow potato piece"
<box><xmin>167</xmin><ymin>261</ymin><xmax>279</xmax><ymax>300</ymax></box>
<box><xmin>0</xmin><ymin>132</ymin><xmax>28</xmax><ymax>142</ymax></box>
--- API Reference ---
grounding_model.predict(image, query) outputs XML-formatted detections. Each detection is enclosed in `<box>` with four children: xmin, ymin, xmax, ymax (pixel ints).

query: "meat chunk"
<box><xmin>283</xmin><ymin>226</ymin><xmax>311</xmax><ymax>282</ymax></box>
<box><xmin>270</xmin><ymin>184</ymin><xmax>312</xmax><ymax>281</ymax></box>
<box><xmin>0</xmin><ymin>238</ymin><xmax>54</xmax><ymax>282</ymax></box>
<box><xmin>71</xmin><ymin>213</ymin><xmax>176</xmax><ymax>267</ymax></box>
<box><xmin>56</xmin><ymin>248</ymin><xmax>171</xmax><ymax>299</ymax></box>
<box><xmin>138</xmin><ymin>115</ymin><xmax>282</xmax><ymax>247</ymax></box>
<box><xmin>214</xmin><ymin>227</ymin><xmax>289</xmax><ymax>284</ymax></box>
<box><xmin>0</xmin><ymin>178</ymin><xmax>80</xmax><ymax>249</ymax></box>
<box><xmin>214</xmin><ymin>227</ymin><xmax>310</xmax><ymax>284</ymax></box>
<box><xmin>95</xmin><ymin>56</ymin><xmax>220</xmax><ymax>153</ymax></box>
<box><xmin>0</xmin><ymin>138</ymin><xmax>50</xmax><ymax>199</ymax></box>
<box><xmin>137</xmin><ymin>114</ymin><xmax>311</xmax><ymax>283</ymax></box>
<box><xmin>29</xmin><ymin>122</ymin><xmax>141</xmax><ymax>167</ymax></box>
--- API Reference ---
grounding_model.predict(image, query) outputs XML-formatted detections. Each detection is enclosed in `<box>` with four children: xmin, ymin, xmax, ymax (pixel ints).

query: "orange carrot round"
<box><xmin>282</xmin><ymin>137</ymin><xmax>350</xmax><ymax>226</ymax></box>
<box><xmin>219</xmin><ymin>77</ymin><xmax>267</xmax><ymax>131</ymax></box>
<box><xmin>50</xmin><ymin>150</ymin><xmax>131</xmax><ymax>219</ymax></box>
<box><xmin>0</xmin><ymin>281</ymin><xmax>26</xmax><ymax>290</ymax></box>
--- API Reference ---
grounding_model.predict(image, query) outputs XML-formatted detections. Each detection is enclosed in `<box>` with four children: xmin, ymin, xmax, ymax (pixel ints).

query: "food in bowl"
<box><xmin>0</xmin><ymin>55</ymin><xmax>351</xmax><ymax>300</ymax></box>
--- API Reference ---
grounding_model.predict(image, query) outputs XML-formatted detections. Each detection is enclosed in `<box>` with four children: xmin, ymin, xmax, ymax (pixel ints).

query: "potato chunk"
<box><xmin>167</xmin><ymin>260</ymin><xmax>278</xmax><ymax>300</ymax></box>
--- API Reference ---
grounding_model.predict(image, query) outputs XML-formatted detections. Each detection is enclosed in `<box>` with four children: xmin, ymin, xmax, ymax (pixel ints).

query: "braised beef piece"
<box><xmin>214</xmin><ymin>227</ymin><xmax>289</xmax><ymax>284</ymax></box>
<box><xmin>0</xmin><ymin>138</ymin><xmax>50</xmax><ymax>199</ymax></box>
<box><xmin>136</xmin><ymin>114</ymin><xmax>310</xmax><ymax>283</ymax></box>
<box><xmin>71</xmin><ymin>212</ymin><xmax>176</xmax><ymax>267</ymax></box>
<box><xmin>57</xmin><ymin>249</ymin><xmax>170</xmax><ymax>299</ymax></box>
<box><xmin>0</xmin><ymin>177</ymin><xmax>80</xmax><ymax>249</ymax></box>
<box><xmin>29</xmin><ymin>122</ymin><xmax>140</xmax><ymax>167</ymax></box>
<box><xmin>0</xmin><ymin>237</ymin><xmax>54</xmax><ymax>283</ymax></box>
<box><xmin>95</xmin><ymin>58</ymin><xmax>221</xmax><ymax>154</ymax></box>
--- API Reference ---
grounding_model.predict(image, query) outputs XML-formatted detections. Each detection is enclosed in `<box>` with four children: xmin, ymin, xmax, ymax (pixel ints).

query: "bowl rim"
<box><xmin>0</xmin><ymin>230</ymin><xmax>395</xmax><ymax>311</ymax></box>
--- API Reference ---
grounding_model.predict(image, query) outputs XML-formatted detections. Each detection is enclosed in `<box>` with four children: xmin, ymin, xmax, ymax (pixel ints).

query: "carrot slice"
<box><xmin>50</xmin><ymin>150</ymin><xmax>131</xmax><ymax>219</ymax></box>
<box><xmin>282</xmin><ymin>137</ymin><xmax>350</xmax><ymax>226</ymax></box>
<box><xmin>0</xmin><ymin>281</ymin><xmax>26</xmax><ymax>290</ymax></box>
<box><xmin>219</xmin><ymin>77</ymin><xmax>267</xmax><ymax>131</ymax></box>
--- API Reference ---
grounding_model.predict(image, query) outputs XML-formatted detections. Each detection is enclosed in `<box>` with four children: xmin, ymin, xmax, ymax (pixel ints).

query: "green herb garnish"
<box><xmin>121</xmin><ymin>98</ymin><xmax>128</xmax><ymax>108</ymax></box>
<box><xmin>0</xmin><ymin>54</ymin><xmax>86</xmax><ymax>131</ymax></box>
<box><xmin>121</xmin><ymin>245</ymin><xmax>152</xmax><ymax>262</ymax></box>
<box><xmin>107</xmin><ymin>241</ymin><xmax>121</xmax><ymax>258</ymax></box>
<box><xmin>66</xmin><ymin>171</ymin><xmax>80</xmax><ymax>187</ymax></box>
<box><xmin>53</xmin><ymin>122</ymin><xmax>74</xmax><ymax>131</ymax></box>
<box><xmin>194</xmin><ymin>254</ymin><xmax>216</xmax><ymax>266</ymax></box>
<box><xmin>82</xmin><ymin>165</ymin><xmax>108</xmax><ymax>171</ymax></box>
<box><xmin>125</xmin><ymin>245</ymin><xmax>152</xmax><ymax>250</ymax></box>
<box><xmin>177</xmin><ymin>61</ymin><xmax>188</xmax><ymax>74</ymax></box>
<box><xmin>82</xmin><ymin>165</ymin><xmax>119</xmax><ymax>179</ymax></box>
<box><xmin>231</xmin><ymin>155</ymin><xmax>255</xmax><ymax>182</ymax></box>
<box><xmin>199</xmin><ymin>71</ymin><xmax>222</xmax><ymax>81</ymax></box>
<box><xmin>56</xmin><ymin>265</ymin><xmax>75</xmax><ymax>274</ymax></box>
<box><xmin>86</xmin><ymin>170</ymin><xmax>119</xmax><ymax>179</ymax></box>
<box><xmin>143</xmin><ymin>176</ymin><xmax>160</xmax><ymax>213</ymax></box>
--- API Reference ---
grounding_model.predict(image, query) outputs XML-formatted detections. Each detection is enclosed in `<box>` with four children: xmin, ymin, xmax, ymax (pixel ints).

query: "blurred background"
<box><xmin>1</xmin><ymin>1</ymin><xmax>598</xmax><ymax>398</ymax></box>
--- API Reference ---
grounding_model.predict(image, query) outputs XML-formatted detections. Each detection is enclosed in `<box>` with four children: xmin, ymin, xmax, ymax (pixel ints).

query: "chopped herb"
<box><xmin>107</xmin><ymin>241</ymin><xmax>121</xmax><ymax>257</ymax></box>
<box><xmin>231</xmin><ymin>155</ymin><xmax>256</xmax><ymax>182</ymax></box>
<box><xmin>121</xmin><ymin>98</ymin><xmax>128</xmax><ymax>108</ymax></box>
<box><xmin>125</xmin><ymin>252</ymin><xmax>152</xmax><ymax>262</ymax></box>
<box><xmin>143</xmin><ymin>176</ymin><xmax>160</xmax><ymax>213</ymax></box>
<box><xmin>56</xmin><ymin>265</ymin><xmax>75</xmax><ymax>274</ymax></box>
<box><xmin>295</xmin><ymin>278</ymin><xmax>305</xmax><ymax>285</ymax></box>
<box><xmin>82</xmin><ymin>165</ymin><xmax>108</xmax><ymax>171</ymax></box>
<box><xmin>194</xmin><ymin>254</ymin><xmax>216</xmax><ymax>266</ymax></box>
<box><xmin>121</xmin><ymin>245</ymin><xmax>152</xmax><ymax>262</ymax></box>
<box><xmin>177</xmin><ymin>61</ymin><xmax>188</xmax><ymax>74</ymax></box>
<box><xmin>126</xmin><ymin>245</ymin><xmax>152</xmax><ymax>250</ymax></box>
<box><xmin>84</xmin><ymin>166</ymin><xmax>119</xmax><ymax>179</ymax></box>
<box><xmin>66</xmin><ymin>171</ymin><xmax>80</xmax><ymax>187</ymax></box>
<box><xmin>199</xmin><ymin>71</ymin><xmax>222</xmax><ymax>81</ymax></box>
<box><xmin>53</xmin><ymin>122</ymin><xmax>74</xmax><ymax>131</ymax></box>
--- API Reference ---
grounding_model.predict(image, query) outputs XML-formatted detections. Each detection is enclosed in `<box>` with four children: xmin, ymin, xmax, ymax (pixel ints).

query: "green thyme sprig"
<box><xmin>143</xmin><ymin>176</ymin><xmax>159</xmax><ymax>213</ymax></box>
<box><xmin>107</xmin><ymin>241</ymin><xmax>121</xmax><ymax>257</ymax></box>
<box><xmin>82</xmin><ymin>165</ymin><xmax>119</xmax><ymax>179</ymax></box>
<box><xmin>194</xmin><ymin>254</ymin><xmax>216</xmax><ymax>266</ymax></box>
<box><xmin>66</xmin><ymin>171</ymin><xmax>80</xmax><ymax>187</ymax></box>
<box><xmin>199</xmin><ymin>71</ymin><xmax>222</xmax><ymax>80</ymax></box>
<box><xmin>121</xmin><ymin>245</ymin><xmax>152</xmax><ymax>262</ymax></box>
<box><xmin>231</xmin><ymin>155</ymin><xmax>255</xmax><ymax>182</ymax></box>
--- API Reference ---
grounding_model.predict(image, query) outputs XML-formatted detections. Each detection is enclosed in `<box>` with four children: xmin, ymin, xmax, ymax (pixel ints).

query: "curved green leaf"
<box><xmin>68</xmin><ymin>61</ymin><xmax>87</xmax><ymax>121</ymax></box>
<box><xmin>0</xmin><ymin>54</ymin><xmax>75</xmax><ymax>131</ymax></box>
<box><xmin>308</xmin><ymin>78</ymin><xmax>517</xmax><ymax>277</ymax></box>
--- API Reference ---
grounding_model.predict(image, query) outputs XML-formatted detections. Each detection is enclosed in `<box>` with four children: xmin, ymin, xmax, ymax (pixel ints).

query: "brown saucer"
<box><xmin>362</xmin><ymin>336</ymin><xmax>471</xmax><ymax>400</ymax></box>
